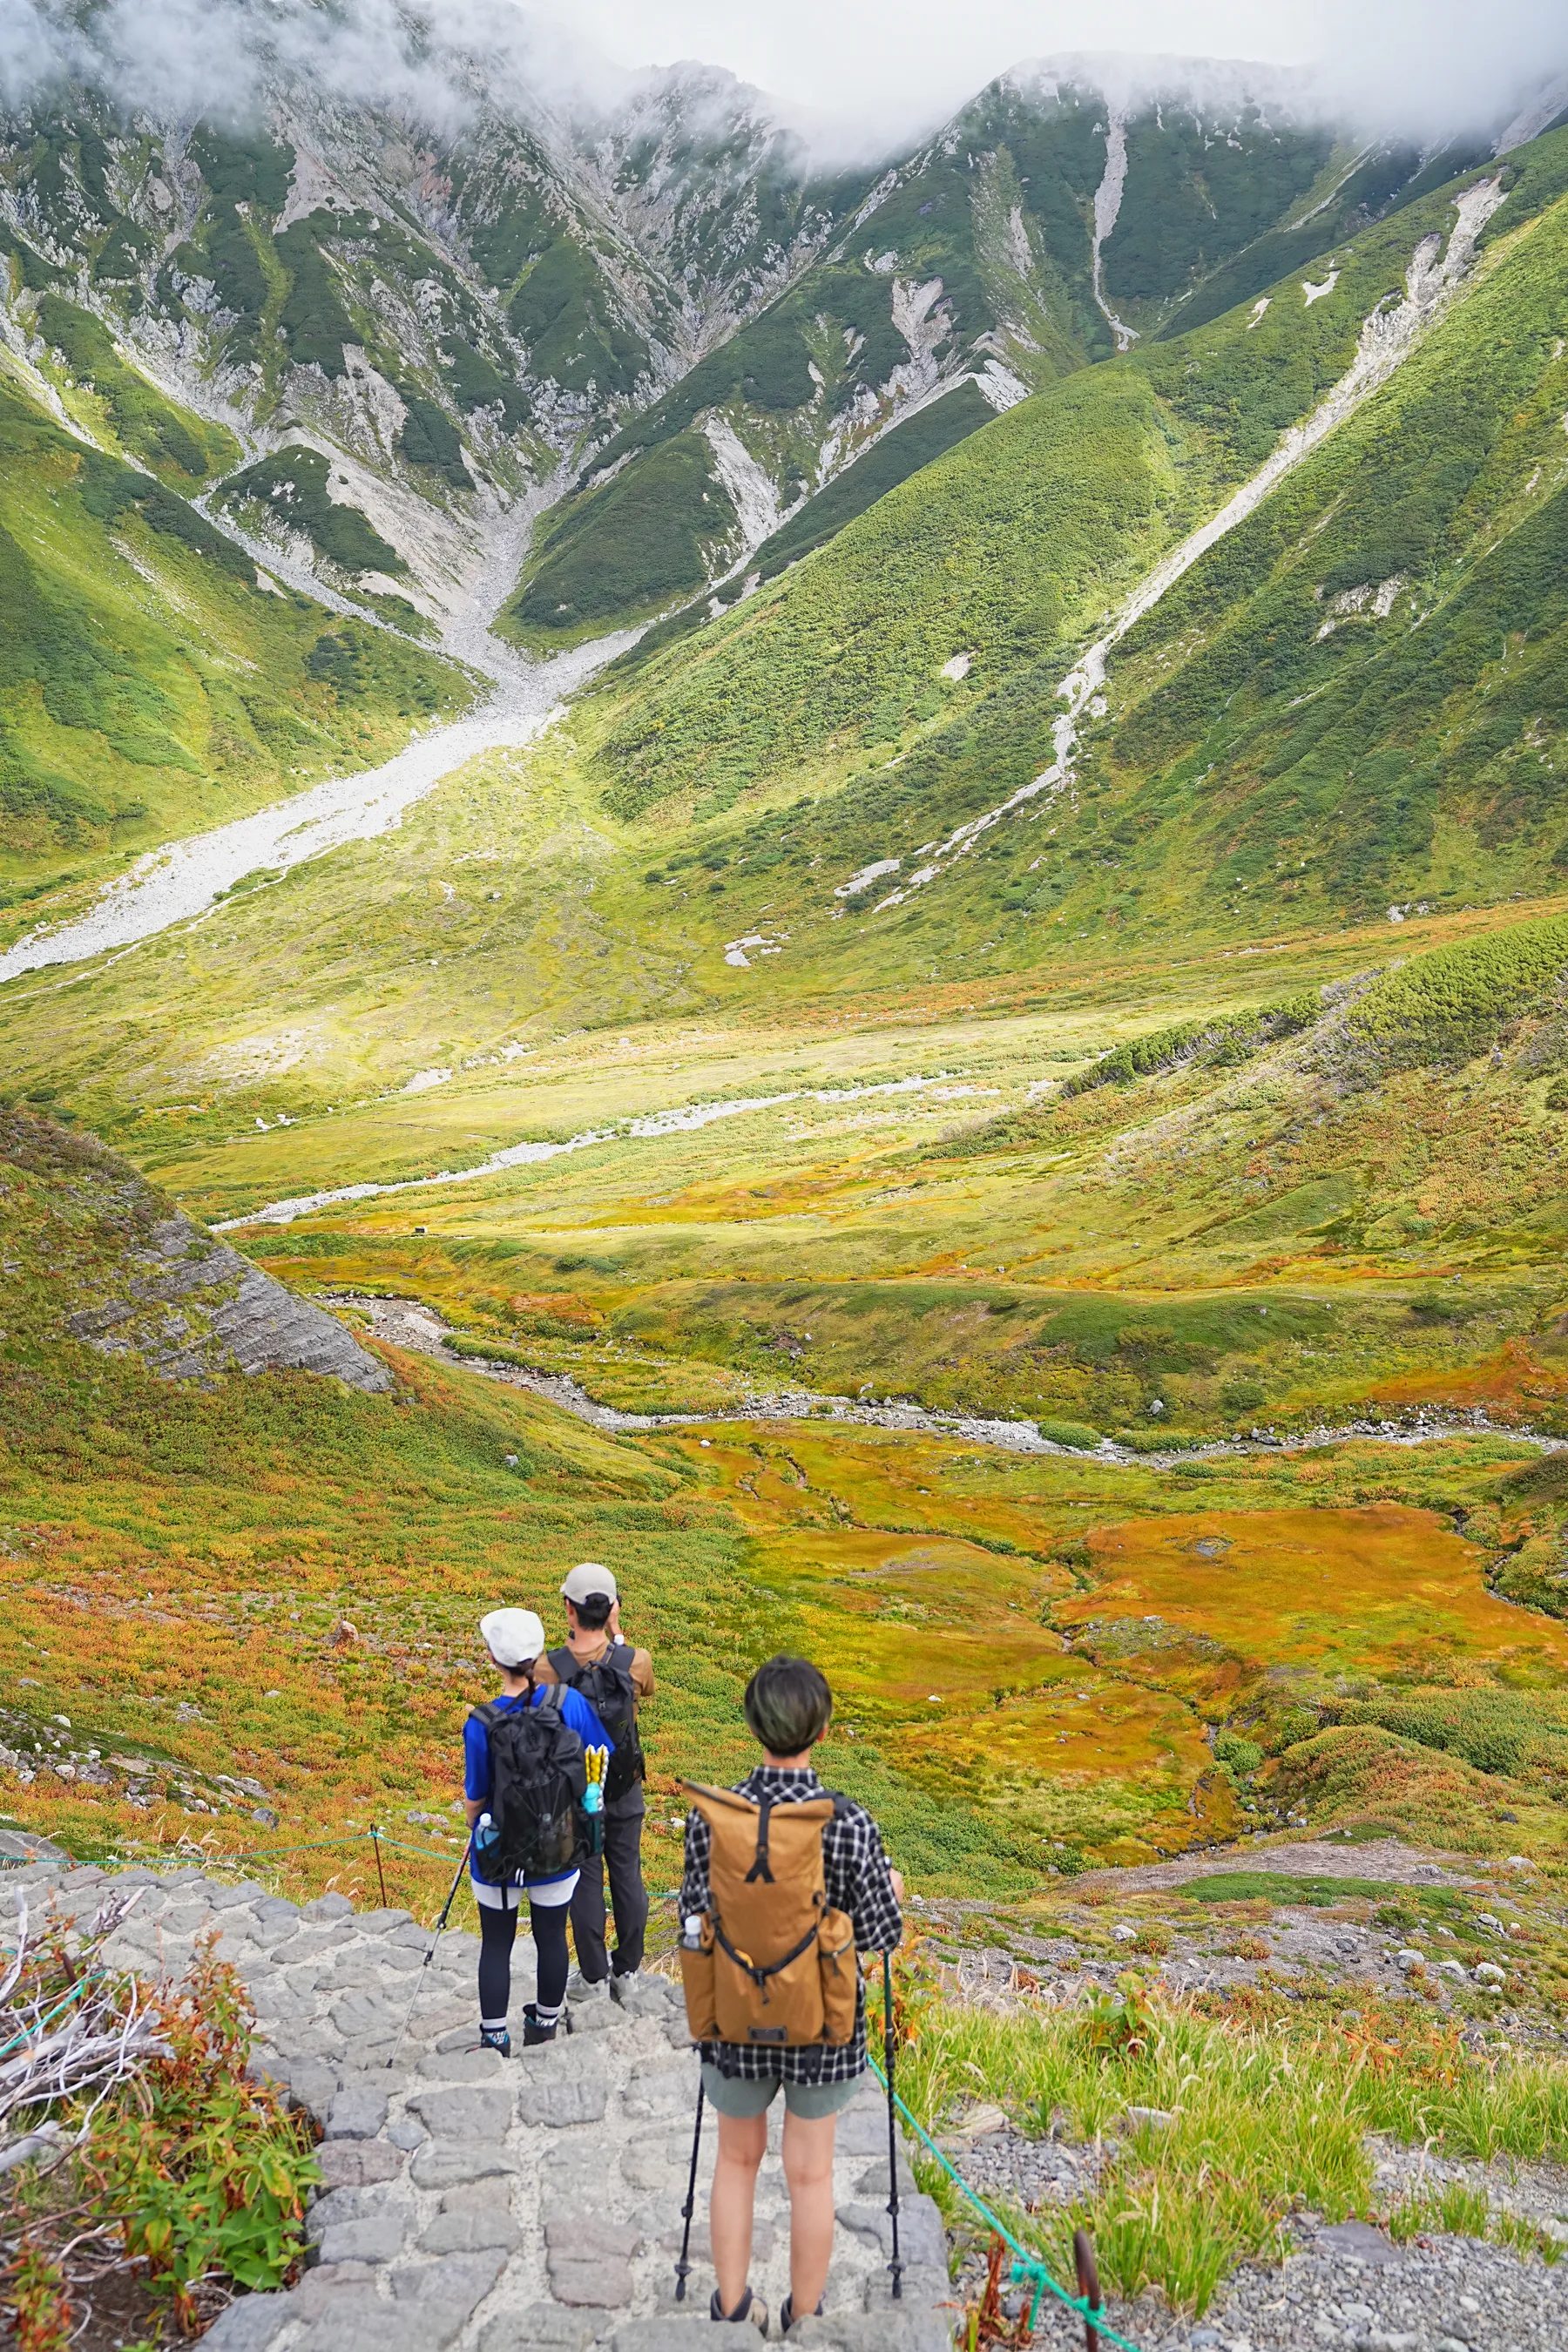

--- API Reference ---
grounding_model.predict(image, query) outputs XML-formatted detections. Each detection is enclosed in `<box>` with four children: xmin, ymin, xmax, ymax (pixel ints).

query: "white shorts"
<box><xmin>471</xmin><ymin>1869</ymin><xmax>580</xmax><ymax>1911</ymax></box>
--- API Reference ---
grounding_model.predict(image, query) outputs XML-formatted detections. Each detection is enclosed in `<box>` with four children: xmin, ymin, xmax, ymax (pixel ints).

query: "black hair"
<box><xmin>573</xmin><ymin>1592</ymin><xmax>613</xmax><ymax>1631</ymax></box>
<box><xmin>744</xmin><ymin>1654</ymin><xmax>832</xmax><ymax>1756</ymax></box>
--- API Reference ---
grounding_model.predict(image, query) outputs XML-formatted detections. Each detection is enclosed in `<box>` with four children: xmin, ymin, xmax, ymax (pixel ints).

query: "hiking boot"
<box><xmin>779</xmin><ymin>2294</ymin><xmax>823</xmax><ymax>2334</ymax></box>
<box><xmin>567</xmin><ymin>1968</ymin><xmax>610</xmax><ymax>2002</ymax></box>
<box><xmin>709</xmin><ymin>2285</ymin><xmax>767</xmax><ymax>2330</ymax></box>
<box><xmin>478</xmin><ymin>2025</ymin><xmax>510</xmax><ymax>2057</ymax></box>
<box><xmin>521</xmin><ymin>2004</ymin><xmax>558</xmax><ymax>2046</ymax></box>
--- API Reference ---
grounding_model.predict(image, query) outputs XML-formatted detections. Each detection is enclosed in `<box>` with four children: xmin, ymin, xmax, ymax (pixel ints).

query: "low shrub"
<box><xmin>1349</xmin><ymin>914</ymin><xmax>1568</xmax><ymax>1073</ymax></box>
<box><xmin>1038</xmin><ymin>1416</ymin><xmax>1102</xmax><ymax>1451</ymax></box>
<box><xmin>0</xmin><ymin>1917</ymin><xmax>318</xmax><ymax>2343</ymax></box>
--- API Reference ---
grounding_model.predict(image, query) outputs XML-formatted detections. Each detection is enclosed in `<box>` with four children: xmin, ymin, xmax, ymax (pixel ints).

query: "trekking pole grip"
<box><xmin>883</xmin><ymin>1947</ymin><xmax>902</xmax><ymax>2301</ymax></box>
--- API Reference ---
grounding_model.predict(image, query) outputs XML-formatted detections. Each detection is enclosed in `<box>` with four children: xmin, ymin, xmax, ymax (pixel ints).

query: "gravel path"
<box><xmin>997</xmin><ymin>2219</ymin><xmax>1568</xmax><ymax>2352</ymax></box>
<box><xmin>1077</xmin><ymin>1839</ymin><xmax>1487</xmax><ymax>1898</ymax></box>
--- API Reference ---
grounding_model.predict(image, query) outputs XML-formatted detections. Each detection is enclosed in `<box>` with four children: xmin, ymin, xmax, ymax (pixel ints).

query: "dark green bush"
<box><xmin>220</xmin><ymin>447</ymin><xmax>404</xmax><ymax>578</ymax></box>
<box><xmin>398</xmin><ymin>396</ymin><xmax>470</xmax><ymax>490</ymax></box>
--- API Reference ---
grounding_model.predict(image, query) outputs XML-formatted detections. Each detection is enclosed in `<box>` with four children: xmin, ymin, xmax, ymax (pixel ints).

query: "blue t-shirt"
<box><xmin>464</xmin><ymin>1685</ymin><xmax>608</xmax><ymax>1889</ymax></box>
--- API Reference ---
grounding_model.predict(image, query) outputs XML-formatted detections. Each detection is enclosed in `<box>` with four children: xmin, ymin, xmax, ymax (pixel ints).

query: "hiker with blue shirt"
<box><xmin>464</xmin><ymin>1606</ymin><xmax>609</xmax><ymax>2052</ymax></box>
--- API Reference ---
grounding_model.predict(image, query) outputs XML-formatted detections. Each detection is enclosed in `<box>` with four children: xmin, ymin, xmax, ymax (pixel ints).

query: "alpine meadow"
<box><xmin>4</xmin><ymin>5</ymin><xmax>1568</xmax><ymax>2347</ymax></box>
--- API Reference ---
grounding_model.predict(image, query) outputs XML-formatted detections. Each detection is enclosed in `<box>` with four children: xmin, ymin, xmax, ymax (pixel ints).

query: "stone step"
<box><xmin>10</xmin><ymin>1860</ymin><xmax>960</xmax><ymax>2350</ymax></box>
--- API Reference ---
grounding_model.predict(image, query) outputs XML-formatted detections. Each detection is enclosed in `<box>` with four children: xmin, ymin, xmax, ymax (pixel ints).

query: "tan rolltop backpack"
<box><xmin>679</xmin><ymin>1782</ymin><xmax>858</xmax><ymax>2047</ymax></box>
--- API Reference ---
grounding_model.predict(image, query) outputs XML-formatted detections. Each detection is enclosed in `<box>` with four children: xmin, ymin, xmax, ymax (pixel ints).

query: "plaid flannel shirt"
<box><xmin>679</xmin><ymin>1763</ymin><xmax>902</xmax><ymax>2084</ymax></box>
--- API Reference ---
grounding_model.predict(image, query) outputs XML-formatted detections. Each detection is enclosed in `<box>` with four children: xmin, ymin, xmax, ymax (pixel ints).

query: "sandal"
<box><xmin>709</xmin><ymin>2284</ymin><xmax>768</xmax><ymax>2330</ymax></box>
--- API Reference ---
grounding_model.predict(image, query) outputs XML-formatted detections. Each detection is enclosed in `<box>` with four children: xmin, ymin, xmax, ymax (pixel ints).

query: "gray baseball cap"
<box><xmin>560</xmin><ymin>1562</ymin><xmax>618</xmax><ymax>1605</ymax></box>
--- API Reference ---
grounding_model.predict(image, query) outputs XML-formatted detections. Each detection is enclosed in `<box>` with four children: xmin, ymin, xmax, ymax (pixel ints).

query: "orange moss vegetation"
<box><xmin>0</xmin><ymin>1340</ymin><xmax>749</xmax><ymax>1903</ymax></box>
<box><xmin>1274</xmin><ymin>1724</ymin><xmax>1566</xmax><ymax>1855</ymax></box>
<box><xmin>1066</xmin><ymin>1504</ymin><xmax>1568</xmax><ymax>1697</ymax></box>
<box><xmin>1370</xmin><ymin>1341</ymin><xmax>1568</xmax><ymax>1416</ymax></box>
<box><xmin>672</xmin><ymin>1425</ymin><xmax>1238</xmax><ymax>1863</ymax></box>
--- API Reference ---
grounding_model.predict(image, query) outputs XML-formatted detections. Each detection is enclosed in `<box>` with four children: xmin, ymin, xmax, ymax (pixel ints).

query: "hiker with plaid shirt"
<box><xmin>680</xmin><ymin>1654</ymin><xmax>903</xmax><ymax>2334</ymax></box>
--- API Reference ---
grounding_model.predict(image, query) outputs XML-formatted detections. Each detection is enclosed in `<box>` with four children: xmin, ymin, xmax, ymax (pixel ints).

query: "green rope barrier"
<box><xmin>867</xmin><ymin>2054</ymin><xmax>1146</xmax><ymax>2352</ymax></box>
<box><xmin>0</xmin><ymin>1974</ymin><xmax>99</xmax><ymax>2065</ymax></box>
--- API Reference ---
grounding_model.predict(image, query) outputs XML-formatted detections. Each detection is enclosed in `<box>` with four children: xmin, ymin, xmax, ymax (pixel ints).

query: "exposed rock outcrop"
<box><xmin>0</xmin><ymin>1107</ymin><xmax>389</xmax><ymax>1391</ymax></box>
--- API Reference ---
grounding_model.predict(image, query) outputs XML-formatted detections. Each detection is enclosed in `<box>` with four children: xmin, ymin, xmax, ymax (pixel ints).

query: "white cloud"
<box><xmin>0</xmin><ymin>0</ymin><xmax>1564</xmax><ymax>156</ymax></box>
<box><xmin>559</xmin><ymin>0</ymin><xmax>1568</xmax><ymax>146</ymax></box>
<box><xmin>564</xmin><ymin>1</ymin><xmax>1308</xmax><ymax>146</ymax></box>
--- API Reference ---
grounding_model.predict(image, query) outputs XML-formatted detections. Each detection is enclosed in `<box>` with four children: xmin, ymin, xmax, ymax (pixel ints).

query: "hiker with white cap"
<box><xmin>537</xmin><ymin>1562</ymin><xmax>654</xmax><ymax>1997</ymax></box>
<box><xmin>464</xmin><ymin>1606</ymin><xmax>610</xmax><ymax>2052</ymax></box>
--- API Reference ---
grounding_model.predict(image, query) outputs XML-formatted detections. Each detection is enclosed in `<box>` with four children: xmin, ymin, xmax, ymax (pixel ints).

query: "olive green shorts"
<box><xmin>700</xmin><ymin>2062</ymin><xmax>862</xmax><ymax>2121</ymax></box>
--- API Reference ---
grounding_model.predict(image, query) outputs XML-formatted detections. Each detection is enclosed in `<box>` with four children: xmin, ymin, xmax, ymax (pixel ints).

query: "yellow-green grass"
<box><xmin>888</xmin><ymin>1979</ymin><xmax>1568</xmax><ymax>2315</ymax></box>
<box><xmin>7</xmin><ymin>828</ymin><xmax>1568</xmax><ymax>1460</ymax></box>
<box><xmin>214</xmin><ymin>1022</ymin><xmax>1568</xmax><ymax>1444</ymax></box>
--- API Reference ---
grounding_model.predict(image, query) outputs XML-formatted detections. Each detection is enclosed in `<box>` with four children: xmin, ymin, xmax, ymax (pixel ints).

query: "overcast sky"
<box><xmin>560</xmin><ymin>0</ymin><xmax>1568</xmax><ymax>146</ymax></box>
<box><xmin>2</xmin><ymin>0</ymin><xmax>1565</xmax><ymax>152</ymax></box>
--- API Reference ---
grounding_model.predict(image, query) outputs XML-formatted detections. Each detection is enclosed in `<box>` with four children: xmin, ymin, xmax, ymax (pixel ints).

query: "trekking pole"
<box><xmin>385</xmin><ymin>1846</ymin><xmax>470</xmax><ymax>2072</ymax></box>
<box><xmin>673</xmin><ymin>2072</ymin><xmax>706</xmax><ymax>2302</ymax></box>
<box><xmin>369</xmin><ymin>1825</ymin><xmax>389</xmax><ymax>1908</ymax></box>
<box><xmin>883</xmin><ymin>1948</ymin><xmax>903</xmax><ymax>2301</ymax></box>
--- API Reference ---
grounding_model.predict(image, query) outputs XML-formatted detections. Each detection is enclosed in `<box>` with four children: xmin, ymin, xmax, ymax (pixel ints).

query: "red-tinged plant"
<box><xmin>7</xmin><ymin>2240</ymin><xmax>72</xmax><ymax>2352</ymax></box>
<box><xmin>82</xmin><ymin>1937</ymin><xmax>319</xmax><ymax>2331</ymax></box>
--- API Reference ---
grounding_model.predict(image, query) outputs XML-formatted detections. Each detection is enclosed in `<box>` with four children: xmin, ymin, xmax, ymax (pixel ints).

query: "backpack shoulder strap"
<box><xmin>470</xmin><ymin>1701</ymin><xmax>504</xmax><ymax>1733</ymax></box>
<box><xmin>537</xmin><ymin>1685</ymin><xmax>565</xmax><ymax>1720</ymax></box>
<box><xmin>546</xmin><ymin>1646</ymin><xmax>581</xmax><ymax>1686</ymax></box>
<box><xmin>828</xmin><ymin>1791</ymin><xmax>855</xmax><ymax>1820</ymax></box>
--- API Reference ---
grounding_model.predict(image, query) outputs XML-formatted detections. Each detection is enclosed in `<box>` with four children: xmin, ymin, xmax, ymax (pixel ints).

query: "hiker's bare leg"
<box><xmin>712</xmin><ymin>2109</ymin><xmax>767</xmax><ymax>2313</ymax></box>
<box><xmin>781</xmin><ymin>2109</ymin><xmax>838</xmax><ymax>2315</ymax></box>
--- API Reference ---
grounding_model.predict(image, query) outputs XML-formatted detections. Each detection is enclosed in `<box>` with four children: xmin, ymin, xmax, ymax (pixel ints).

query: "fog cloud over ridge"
<box><xmin>0</xmin><ymin>1</ymin><xmax>583</xmax><ymax>132</ymax></box>
<box><xmin>0</xmin><ymin>0</ymin><xmax>1565</xmax><ymax>157</ymax></box>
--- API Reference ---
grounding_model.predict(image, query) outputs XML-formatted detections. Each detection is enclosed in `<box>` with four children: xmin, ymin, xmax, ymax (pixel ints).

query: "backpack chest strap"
<box><xmin>713</xmin><ymin>1904</ymin><xmax>821</xmax><ymax>1989</ymax></box>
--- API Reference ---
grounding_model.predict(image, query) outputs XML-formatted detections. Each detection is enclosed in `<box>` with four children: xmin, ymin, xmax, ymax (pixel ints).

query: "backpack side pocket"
<box><xmin>817</xmin><ymin>1908</ymin><xmax>858</xmax><ymax>2044</ymax></box>
<box><xmin>679</xmin><ymin>1915</ymin><xmax>719</xmax><ymax>2042</ymax></box>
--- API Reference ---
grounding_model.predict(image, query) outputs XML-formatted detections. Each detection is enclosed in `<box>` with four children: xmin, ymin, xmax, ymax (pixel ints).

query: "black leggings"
<box><xmin>477</xmin><ymin>1897</ymin><xmax>571</xmax><ymax>2022</ymax></box>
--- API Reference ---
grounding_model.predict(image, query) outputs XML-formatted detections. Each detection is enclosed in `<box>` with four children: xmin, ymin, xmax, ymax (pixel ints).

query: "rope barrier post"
<box><xmin>882</xmin><ymin>1948</ymin><xmax>903</xmax><ymax>2301</ymax></box>
<box><xmin>1074</xmin><ymin>2228</ymin><xmax>1103</xmax><ymax>2352</ymax></box>
<box><xmin>370</xmin><ymin>1826</ymin><xmax>389</xmax><ymax>1909</ymax></box>
<box><xmin>673</xmin><ymin>2072</ymin><xmax>706</xmax><ymax>2302</ymax></box>
<box><xmin>869</xmin><ymin>2053</ymin><xmax>1147</xmax><ymax>2352</ymax></box>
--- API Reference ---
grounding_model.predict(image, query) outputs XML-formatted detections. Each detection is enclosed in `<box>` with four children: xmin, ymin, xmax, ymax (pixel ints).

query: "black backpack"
<box><xmin>469</xmin><ymin>1689</ymin><xmax>587</xmax><ymax>1882</ymax></box>
<box><xmin>547</xmin><ymin>1642</ymin><xmax>646</xmax><ymax>1802</ymax></box>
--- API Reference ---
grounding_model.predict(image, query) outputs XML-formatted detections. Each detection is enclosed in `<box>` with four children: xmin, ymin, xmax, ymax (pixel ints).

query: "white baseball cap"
<box><xmin>560</xmin><ymin>1563</ymin><xmax>618</xmax><ymax>1605</ymax></box>
<box><xmin>480</xmin><ymin>1607</ymin><xmax>544</xmax><ymax>1668</ymax></box>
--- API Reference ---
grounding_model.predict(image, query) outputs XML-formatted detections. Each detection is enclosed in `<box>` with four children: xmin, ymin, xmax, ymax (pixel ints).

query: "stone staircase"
<box><xmin>3</xmin><ymin>1859</ymin><xmax>956</xmax><ymax>2351</ymax></box>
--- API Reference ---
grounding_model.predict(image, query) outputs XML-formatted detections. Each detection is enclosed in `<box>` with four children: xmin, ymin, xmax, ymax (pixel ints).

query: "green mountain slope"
<box><xmin>499</xmin><ymin>76</ymin><xmax>1466</xmax><ymax>649</ymax></box>
<box><xmin>0</xmin><ymin>371</ymin><xmax>466</xmax><ymax>909</ymax></box>
<box><xmin>1094</xmin><ymin>173</ymin><xmax>1568</xmax><ymax>924</ymax></box>
<box><xmin>570</xmin><ymin>164</ymin><xmax>1495</xmax><ymax>827</ymax></box>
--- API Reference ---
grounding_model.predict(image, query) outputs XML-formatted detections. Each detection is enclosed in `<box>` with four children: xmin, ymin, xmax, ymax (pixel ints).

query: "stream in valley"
<box><xmin>342</xmin><ymin>1293</ymin><xmax>1566</xmax><ymax>1467</ymax></box>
